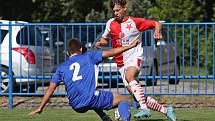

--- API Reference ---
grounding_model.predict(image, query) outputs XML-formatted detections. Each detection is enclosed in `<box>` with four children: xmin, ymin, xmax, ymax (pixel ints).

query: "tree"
<box><xmin>32</xmin><ymin>0</ymin><xmax>104</xmax><ymax>22</ymax></box>
<box><xmin>127</xmin><ymin>0</ymin><xmax>153</xmax><ymax>19</ymax></box>
<box><xmin>31</xmin><ymin>0</ymin><xmax>65</xmax><ymax>22</ymax></box>
<box><xmin>148</xmin><ymin>0</ymin><xmax>204</xmax><ymax>22</ymax></box>
<box><xmin>85</xmin><ymin>0</ymin><xmax>153</xmax><ymax>22</ymax></box>
<box><xmin>85</xmin><ymin>9</ymin><xmax>106</xmax><ymax>22</ymax></box>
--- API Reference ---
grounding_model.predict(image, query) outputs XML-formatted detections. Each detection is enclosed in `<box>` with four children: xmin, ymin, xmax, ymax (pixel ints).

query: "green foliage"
<box><xmin>66</xmin><ymin>0</ymin><xmax>104</xmax><ymax>22</ymax></box>
<box><xmin>85</xmin><ymin>9</ymin><xmax>106</xmax><ymax>22</ymax></box>
<box><xmin>85</xmin><ymin>0</ymin><xmax>113</xmax><ymax>22</ymax></box>
<box><xmin>166</xmin><ymin>24</ymin><xmax>214</xmax><ymax>74</ymax></box>
<box><xmin>31</xmin><ymin>0</ymin><xmax>104</xmax><ymax>22</ymax></box>
<box><xmin>126</xmin><ymin>0</ymin><xmax>153</xmax><ymax>19</ymax></box>
<box><xmin>84</xmin><ymin>0</ymin><xmax>153</xmax><ymax>22</ymax></box>
<box><xmin>1</xmin><ymin>0</ymin><xmax>215</xmax><ymax>22</ymax></box>
<box><xmin>148</xmin><ymin>0</ymin><xmax>204</xmax><ymax>22</ymax></box>
<box><xmin>31</xmin><ymin>0</ymin><xmax>65</xmax><ymax>22</ymax></box>
<box><xmin>205</xmin><ymin>26</ymin><xmax>215</xmax><ymax>74</ymax></box>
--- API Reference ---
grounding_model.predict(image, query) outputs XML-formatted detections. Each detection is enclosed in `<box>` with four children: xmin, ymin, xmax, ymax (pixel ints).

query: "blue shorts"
<box><xmin>74</xmin><ymin>90</ymin><xmax>113</xmax><ymax>113</ymax></box>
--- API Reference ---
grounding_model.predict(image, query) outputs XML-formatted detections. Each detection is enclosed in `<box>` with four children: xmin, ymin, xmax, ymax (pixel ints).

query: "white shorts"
<box><xmin>118</xmin><ymin>58</ymin><xmax>142</xmax><ymax>86</ymax></box>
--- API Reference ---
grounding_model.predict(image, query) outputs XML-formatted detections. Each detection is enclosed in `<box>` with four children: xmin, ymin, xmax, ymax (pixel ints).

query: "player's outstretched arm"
<box><xmin>102</xmin><ymin>39</ymin><xmax>140</xmax><ymax>58</ymax></box>
<box><xmin>96</xmin><ymin>37</ymin><xmax>109</xmax><ymax>49</ymax></box>
<box><xmin>28</xmin><ymin>82</ymin><xmax>57</xmax><ymax>116</ymax></box>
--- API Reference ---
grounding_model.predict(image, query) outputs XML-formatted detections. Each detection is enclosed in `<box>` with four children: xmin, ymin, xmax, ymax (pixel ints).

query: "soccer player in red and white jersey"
<box><xmin>96</xmin><ymin>0</ymin><xmax>176</xmax><ymax>120</ymax></box>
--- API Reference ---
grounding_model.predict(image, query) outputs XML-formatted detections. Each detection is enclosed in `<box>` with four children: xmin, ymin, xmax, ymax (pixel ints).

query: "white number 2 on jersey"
<box><xmin>70</xmin><ymin>62</ymin><xmax>82</xmax><ymax>81</ymax></box>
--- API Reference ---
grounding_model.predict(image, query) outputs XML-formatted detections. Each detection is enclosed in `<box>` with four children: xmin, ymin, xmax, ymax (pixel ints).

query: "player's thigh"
<box><xmin>125</xmin><ymin>66</ymin><xmax>139</xmax><ymax>81</ymax></box>
<box><xmin>119</xmin><ymin>66</ymin><xmax>140</xmax><ymax>87</ymax></box>
<box><xmin>123</xmin><ymin>58</ymin><xmax>142</xmax><ymax>82</ymax></box>
<box><xmin>118</xmin><ymin>68</ymin><xmax>135</xmax><ymax>94</ymax></box>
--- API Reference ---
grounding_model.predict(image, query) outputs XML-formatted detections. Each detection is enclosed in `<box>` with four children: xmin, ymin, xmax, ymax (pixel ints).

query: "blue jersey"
<box><xmin>51</xmin><ymin>51</ymin><xmax>102</xmax><ymax>109</ymax></box>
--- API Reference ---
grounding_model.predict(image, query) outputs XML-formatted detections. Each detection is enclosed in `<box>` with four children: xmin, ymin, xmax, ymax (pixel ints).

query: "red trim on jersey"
<box><xmin>110</xmin><ymin>20</ymin><xmax>124</xmax><ymax>67</ymax></box>
<box><xmin>137</xmin><ymin>58</ymin><xmax>142</xmax><ymax>68</ymax></box>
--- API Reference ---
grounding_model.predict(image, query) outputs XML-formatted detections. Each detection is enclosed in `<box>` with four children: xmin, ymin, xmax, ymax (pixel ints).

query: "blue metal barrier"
<box><xmin>0</xmin><ymin>22</ymin><xmax>215</xmax><ymax>109</ymax></box>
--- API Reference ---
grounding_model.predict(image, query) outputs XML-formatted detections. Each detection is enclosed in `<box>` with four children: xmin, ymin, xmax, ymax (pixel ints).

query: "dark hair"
<box><xmin>67</xmin><ymin>38</ymin><xmax>82</xmax><ymax>54</ymax></box>
<box><xmin>109</xmin><ymin>0</ymin><xmax>126</xmax><ymax>9</ymax></box>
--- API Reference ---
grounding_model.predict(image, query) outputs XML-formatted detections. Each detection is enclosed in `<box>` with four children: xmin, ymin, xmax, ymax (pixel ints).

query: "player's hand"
<box><xmin>130</xmin><ymin>39</ymin><xmax>140</xmax><ymax>48</ymax></box>
<box><xmin>96</xmin><ymin>41</ymin><xmax>102</xmax><ymax>49</ymax></box>
<box><xmin>28</xmin><ymin>108</ymin><xmax>42</xmax><ymax>116</ymax></box>
<box><xmin>154</xmin><ymin>30</ymin><xmax>162</xmax><ymax>40</ymax></box>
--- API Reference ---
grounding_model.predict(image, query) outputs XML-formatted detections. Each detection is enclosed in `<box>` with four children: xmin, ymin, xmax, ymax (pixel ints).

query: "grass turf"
<box><xmin>0</xmin><ymin>108</ymin><xmax>215</xmax><ymax>121</ymax></box>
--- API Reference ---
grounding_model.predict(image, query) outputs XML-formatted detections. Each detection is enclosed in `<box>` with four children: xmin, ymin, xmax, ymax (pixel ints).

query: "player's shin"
<box><xmin>129</xmin><ymin>80</ymin><xmax>148</xmax><ymax>110</ymax></box>
<box><xmin>146</xmin><ymin>96</ymin><xmax>167</xmax><ymax>114</ymax></box>
<box><xmin>118</xmin><ymin>101</ymin><xmax>131</xmax><ymax>121</ymax></box>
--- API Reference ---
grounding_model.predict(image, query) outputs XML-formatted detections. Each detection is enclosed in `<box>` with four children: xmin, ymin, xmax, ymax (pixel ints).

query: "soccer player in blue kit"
<box><xmin>28</xmin><ymin>38</ymin><xmax>140</xmax><ymax>121</ymax></box>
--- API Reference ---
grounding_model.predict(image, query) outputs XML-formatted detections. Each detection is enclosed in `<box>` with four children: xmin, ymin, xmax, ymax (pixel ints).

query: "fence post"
<box><xmin>8</xmin><ymin>21</ymin><xmax>13</xmax><ymax>109</ymax></box>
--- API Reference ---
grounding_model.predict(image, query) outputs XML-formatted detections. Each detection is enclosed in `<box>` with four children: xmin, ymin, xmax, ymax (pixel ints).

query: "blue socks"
<box><xmin>118</xmin><ymin>101</ymin><xmax>131</xmax><ymax>121</ymax></box>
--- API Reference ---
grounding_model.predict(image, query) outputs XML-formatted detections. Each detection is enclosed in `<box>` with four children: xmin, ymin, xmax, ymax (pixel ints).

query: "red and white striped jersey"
<box><xmin>102</xmin><ymin>16</ymin><xmax>156</xmax><ymax>68</ymax></box>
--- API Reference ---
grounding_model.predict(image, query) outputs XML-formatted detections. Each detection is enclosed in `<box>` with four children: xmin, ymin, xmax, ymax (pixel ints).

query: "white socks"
<box><xmin>146</xmin><ymin>96</ymin><xmax>167</xmax><ymax>114</ymax></box>
<box><xmin>129</xmin><ymin>80</ymin><xmax>148</xmax><ymax>110</ymax></box>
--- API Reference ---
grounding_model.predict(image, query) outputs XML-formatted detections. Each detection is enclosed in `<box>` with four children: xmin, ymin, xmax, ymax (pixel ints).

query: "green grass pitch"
<box><xmin>0</xmin><ymin>108</ymin><xmax>215</xmax><ymax>121</ymax></box>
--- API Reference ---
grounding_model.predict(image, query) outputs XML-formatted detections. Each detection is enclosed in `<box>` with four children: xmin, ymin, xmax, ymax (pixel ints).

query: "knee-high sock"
<box><xmin>118</xmin><ymin>101</ymin><xmax>131</xmax><ymax>121</ymax></box>
<box><xmin>146</xmin><ymin>96</ymin><xmax>167</xmax><ymax>114</ymax></box>
<box><xmin>129</xmin><ymin>80</ymin><xmax>148</xmax><ymax>110</ymax></box>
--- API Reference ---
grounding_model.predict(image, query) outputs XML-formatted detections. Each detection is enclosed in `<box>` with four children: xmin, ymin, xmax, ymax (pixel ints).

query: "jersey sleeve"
<box><xmin>50</xmin><ymin>67</ymin><xmax>62</xmax><ymax>84</ymax></box>
<box><xmin>133</xmin><ymin>18</ymin><xmax>156</xmax><ymax>31</ymax></box>
<box><xmin>88</xmin><ymin>51</ymin><xmax>102</xmax><ymax>65</ymax></box>
<box><xmin>102</xmin><ymin>18</ymin><xmax>114</xmax><ymax>39</ymax></box>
